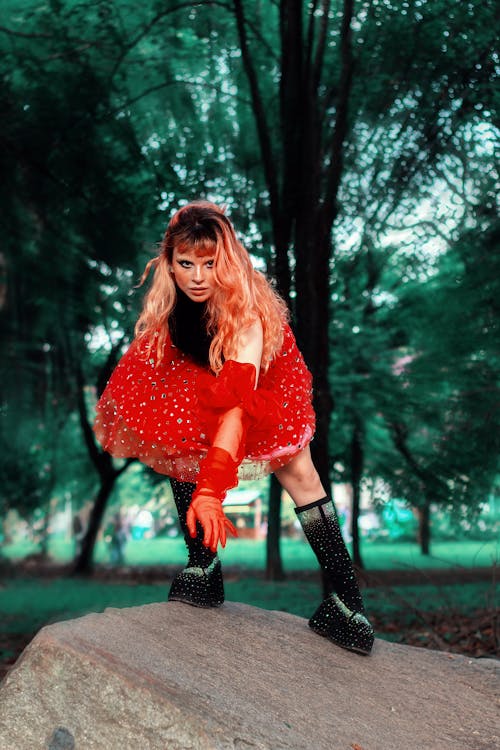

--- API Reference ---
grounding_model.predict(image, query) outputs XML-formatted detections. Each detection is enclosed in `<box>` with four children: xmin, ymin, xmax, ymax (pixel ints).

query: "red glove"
<box><xmin>186</xmin><ymin>447</ymin><xmax>239</xmax><ymax>552</ymax></box>
<box><xmin>189</xmin><ymin>361</ymin><xmax>269</xmax><ymax>551</ymax></box>
<box><xmin>186</xmin><ymin>492</ymin><xmax>237</xmax><ymax>552</ymax></box>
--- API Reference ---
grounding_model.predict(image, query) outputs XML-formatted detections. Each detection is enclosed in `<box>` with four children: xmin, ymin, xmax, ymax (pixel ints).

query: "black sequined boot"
<box><xmin>295</xmin><ymin>497</ymin><xmax>374</xmax><ymax>654</ymax></box>
<box><xmin>168</xmin><ymin>478</ymin><xmax>224</xmax><ymax>607</ymax></box>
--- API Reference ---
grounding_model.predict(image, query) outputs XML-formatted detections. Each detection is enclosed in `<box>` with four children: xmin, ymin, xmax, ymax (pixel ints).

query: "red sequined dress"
<box><xmin>93</xmin><ymin>323</ymin><xmax>316</xmax><ymax>482</ymax></box>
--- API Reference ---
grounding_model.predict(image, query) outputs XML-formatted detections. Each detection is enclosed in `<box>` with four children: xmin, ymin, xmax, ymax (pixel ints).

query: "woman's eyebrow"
<box><xmin>175</xmin><ymin>253</ymin><xmax>215</xmax><ymax>260</ymax></box>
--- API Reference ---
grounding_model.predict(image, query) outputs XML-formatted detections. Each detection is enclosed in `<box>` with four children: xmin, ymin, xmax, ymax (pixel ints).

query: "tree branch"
<box><xmin>242</xmin><ymin>14</ymin><xmax>280</xmax><ymax>63</ymax></box>
<box><xmin>116</xmin><ymin>457</ymin><xmax>135</xmax><ymax>477</ymax></box>
<box><xmin>75</xmin><ymin>363</ymin><xmax>103</xmax><ymax>473</ymax></box>
<box><xmin>305</xmin><ymin>0</ymin><xmax>319</xmax><ymax>80</ymax></box>
<box><xmin>103</xmin><ymin>77</ymin><xmax>251</xmax><ymax>119</ymax></box>
<box><xmin>108</xmin><ymin>0</ymin><xmax>232</xmax><ymax>82</ymax></box>
<box><xmin>232</xmin><ymin>0</ymin><xmax>280</xmax><ymax>218</ymax></box>
<box><xmin>312</xmin><ymin>0</ymin><xmax>331</xmax><ymax>93</ymax></box>
<box><xmin>390</xmin><ymin>421</ymin><xmax>448</xmax><ymax>498</ymax></box>
<box><xmin>322</xmin><ymin>0</ymin><xmax>354</xmax><ymax>228</ymax></box>
<box><xmin>0</xmin><ymin>24</ymin><xmax>98</xmax><ymax>43</ymax></box>
<box><xmin>96</xmin><ymin>335</ymin><xmax>128</xmax><ymax>399</ymax></box>
<box><xmin>384</xmin><ymin>218</ymin><xmax>452</xmax><ymax>244</ymax></box>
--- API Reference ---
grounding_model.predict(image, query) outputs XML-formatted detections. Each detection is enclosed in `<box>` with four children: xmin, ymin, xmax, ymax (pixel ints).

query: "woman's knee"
<box><xmin>282</xmin><ymin>462</ymin><xmax>318</xmax><ymax>487</ymax></box>
<box><xmin>275</xmin><ymin>448</ymin><xmax>322</xmax><ymax>490</ymax></box>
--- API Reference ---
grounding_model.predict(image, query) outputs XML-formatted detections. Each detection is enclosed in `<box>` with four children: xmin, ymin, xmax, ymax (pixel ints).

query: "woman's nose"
<box><xmin>193</xmin><ymin>265</ymin><xmax>204</xmax><ymax>282</ymax></box>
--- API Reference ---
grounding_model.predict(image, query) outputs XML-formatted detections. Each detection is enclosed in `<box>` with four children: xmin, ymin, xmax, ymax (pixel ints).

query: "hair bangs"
<box><xmin>176</xmin><ymin>236</ymin><xmax>217</xmax><ymax>258</ymax></box>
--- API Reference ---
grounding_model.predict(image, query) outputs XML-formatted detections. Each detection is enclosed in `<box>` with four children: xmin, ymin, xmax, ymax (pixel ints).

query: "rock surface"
<box><xmin>0</xmin><ymin>601</ymin><xmax>498</xmax><ymax>750</ymax></box>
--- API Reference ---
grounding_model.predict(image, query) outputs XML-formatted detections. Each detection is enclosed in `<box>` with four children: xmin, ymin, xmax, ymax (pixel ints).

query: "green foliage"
<box><xmin>375</xmin><ymin>222</ymin><xmax>500</xmax><ymax>510</ymax></box>
<box><xmin>0</xmin><ymin>421</ymin><xmax>50</xmax><ymax>520</ymax></box>
<box><xmin>1</xmin><ymin>0</ymin><xmax>498</xmax><ymax>540</ymax></box>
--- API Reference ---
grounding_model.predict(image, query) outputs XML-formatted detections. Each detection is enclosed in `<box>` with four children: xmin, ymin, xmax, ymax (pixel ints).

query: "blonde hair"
<box><xmin>135</xmin><ymin>201</ymin><xmax>288</xmax><ymax>373</ymax></box>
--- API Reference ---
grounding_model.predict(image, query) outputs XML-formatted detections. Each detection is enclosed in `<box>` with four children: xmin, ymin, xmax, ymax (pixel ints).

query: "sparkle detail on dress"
<box><xmin>93</xmin><ymin>324</ymin><xmax>315</xmax><ymax>482</ymax></box>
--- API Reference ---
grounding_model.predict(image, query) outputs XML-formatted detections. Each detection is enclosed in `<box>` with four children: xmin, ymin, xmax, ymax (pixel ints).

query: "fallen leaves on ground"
<box><xmin>373</xmin><ymin>609</ymin><xmax>498</xmax><ymax>658</ymax></box>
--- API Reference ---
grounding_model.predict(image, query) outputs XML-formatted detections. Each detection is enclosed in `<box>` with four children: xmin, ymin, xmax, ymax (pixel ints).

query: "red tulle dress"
<box><xmin>93</xmin><ymin>324</ymin><xmax>316</xmax><ymax>482</ymax></box>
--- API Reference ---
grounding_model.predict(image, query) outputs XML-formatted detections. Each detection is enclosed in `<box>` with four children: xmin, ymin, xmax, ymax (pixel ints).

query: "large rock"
<box><xmin>0</xmin><ymin>601</ymin><xmax>497</xmax><ymax>749</ymax></box>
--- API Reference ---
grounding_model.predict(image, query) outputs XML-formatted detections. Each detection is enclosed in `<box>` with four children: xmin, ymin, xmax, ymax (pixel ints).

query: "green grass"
<box><xmin>2</xmin><ymin>537</ymin><xmax>498</xmax><ymax>571</ymax></box>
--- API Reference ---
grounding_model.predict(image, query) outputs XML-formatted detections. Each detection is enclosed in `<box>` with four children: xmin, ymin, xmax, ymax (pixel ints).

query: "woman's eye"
<box><xmin>206</xmin><ymin>260</ymin><xmax>214</xmax><ymax>268</ymax></box>
<box><xmin>179</xmin><ymin>261</ymin><xmax>191</xmax><ymax>268</ymax></box>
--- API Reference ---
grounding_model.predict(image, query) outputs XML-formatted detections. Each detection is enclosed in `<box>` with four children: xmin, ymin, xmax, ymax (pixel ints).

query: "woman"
<box><xmin>94</xmin><ymin>201</ymin><xmax>374</xmax><ymax>655</ymax></box>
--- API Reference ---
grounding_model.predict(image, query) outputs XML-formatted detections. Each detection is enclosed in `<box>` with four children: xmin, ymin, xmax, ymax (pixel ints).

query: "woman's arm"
<box><xmin>210</xmin><ymin>319</ymin><xmax>263</xmax><ymax>459</ymax></box>
<box><xmin>234</xmin><ymin>317</ymin><xmax>263</xmax><ymax>370</ymax></box>
<box><xmin>186</xmin><ymin>319</ymin><xmax>264</xmax><ymax>551</ymax></box>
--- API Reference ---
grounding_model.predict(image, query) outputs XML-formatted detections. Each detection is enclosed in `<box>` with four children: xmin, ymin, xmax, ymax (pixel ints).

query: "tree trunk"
<box><xmin>72</xmin><ymin>353</ymin><xmax>133</xmax><ymax>576</ymax></box>
<box><xmin>418</xmin><ymin>502</ymin><xmax>431</xmax><ymax>555</ymax></box>
<box><xmin>38</xmin><ymin>503</ymin><xmax>51</xmax><ymax>560</ymax></box>
<box><xmin>72</xmin><ymin>473</ymin><xmax>115</xmax><ymax>576</ymax></box>
<box><xmin>350</xmin><ymin>417</ymin><xmax>364</xmax><ymax>569</ymax></box>
<box><xmin>265</xmin><ymin>474</ymin><xmax>285</xmax><ymax>580</ymax></box>
<box><xmin>294</xmin><ymin>230</ymin><xmax>334</xmax><ymax>496</ymax></box>
<box><xmin>233</xmin><ymin>0</ymin><xmax>357</xmax><ymax>553</ymax></box>
<box><xmin>391</xmin><ymin>422</ymin><xmax>436</xmax><ymax>557</ymax></box>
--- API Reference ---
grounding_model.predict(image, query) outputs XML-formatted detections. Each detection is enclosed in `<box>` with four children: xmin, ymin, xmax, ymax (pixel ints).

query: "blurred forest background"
<box><xmin>0</xmin><ymin>0</ymin><xmax>498</xmax><ymax>607</ymax></box>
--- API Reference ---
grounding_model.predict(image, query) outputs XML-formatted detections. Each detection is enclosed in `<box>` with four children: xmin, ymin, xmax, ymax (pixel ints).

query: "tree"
<box><xmin>2</xmin><ymin>0</ymin><xmax>498</xmax><ymax>573</ymax></box>
<box><xmin>0</xmin><ymin>3</ymin><xmax>153</xmax><ymax>570</ymax></box>
<box><xmin>224</xmin><ymin>0</ymin><xmax>498</xmax><ymax>565</ymax></box>
<box><xmin>380</xmin><ymin>219</ymin><xmax>500</xmax><ymax>551</ymax></box>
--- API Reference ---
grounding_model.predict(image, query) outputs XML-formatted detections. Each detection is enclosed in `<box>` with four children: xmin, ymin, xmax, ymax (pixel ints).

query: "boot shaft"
<box><xmin>170</xmin><ymin>478</ymin><xmax>217</xmax><ymax>569</ymax></box>
<box><xmin>295</xmin><ymin>496</ymin><xmax>364</xmax><ymax>613</ymax></box>
<box><xmin>169</xmin><ymin>478</ymin><xmax>224</xmax><ymax>607</ymax></box>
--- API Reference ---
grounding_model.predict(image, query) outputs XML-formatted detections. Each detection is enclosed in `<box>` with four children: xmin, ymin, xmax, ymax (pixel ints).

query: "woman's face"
<box><xmin>171</xmin><ymin>246</ymin><xmax>216</xmax><ymax>303</ymax></box>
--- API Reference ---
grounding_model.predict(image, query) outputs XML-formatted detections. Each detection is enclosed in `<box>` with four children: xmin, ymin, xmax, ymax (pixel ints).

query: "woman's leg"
<box><xmin>275</xmin><ymin>447</ymin><xmax>374</xmax><ymax>654</ymax></box>
<box><xmin>168</xmin><ymin>478</ymin><xmax>224</xmax><ymax>607</ymax></box>
<box><xmin>274</xmin><ymin>445</ymin><xmax>325</xmax><ymax>505</ymax></box>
